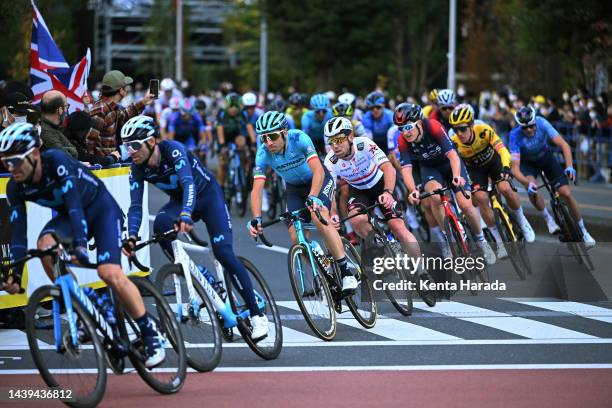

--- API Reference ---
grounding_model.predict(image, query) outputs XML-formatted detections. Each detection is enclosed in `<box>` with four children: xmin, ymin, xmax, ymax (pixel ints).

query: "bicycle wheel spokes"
<box><xmin>342</xmin><ymin>238</ymin><xmax>377</xmax><ymax>328</ymax></box>
<box><xmin>127</xmin><ymin>277</ymin><xmax>186</xmax><ymax>394</ymax></box>
<box><xmin>155</xmin><ymin>265</ymin><xmax>222</xmax><ymax>372</ymax></box>
<box><xmin>381</xmin><ymin>241</ymin><xmax>413</xmax><ymax>316</ymax></box>
<box><xmin>25</xmin><ymin>285</ymin><xmax>107</xmax><ymax>407</ymax></box>
<box><xmin>288</xmin><ymin>244</ymin><xmax>336</xmax><ymax>340</ymax></box>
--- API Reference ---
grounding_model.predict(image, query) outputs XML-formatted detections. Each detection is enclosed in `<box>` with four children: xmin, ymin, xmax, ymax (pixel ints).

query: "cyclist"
<box><xmin>122</xmin><ymin>115</ymin><xmax>269</xmax><ymax>340</ymax></box>
<box><xmin>160</xmin><ymin>96</ymin><xmax>181</xmax><ymax>140</ymax></box>
<box><xmin>242</xmin><ymin>92</ymin><xmax>263</xmax><ymax>143</ymax></box>
<box><xmin>338</xmin><ymin>92</ymin><xmax>364</xmax><ymax>122</ymax></box>
<box><xmin>248</xmin><ymin>111</ymin><xmax>358</xmax><ymax>292</ymax></box>
<box><xmin>193</xmin><ymin>99</ymin><xmax>214</xmax><ymax>166</ymax></box>
<box><xmin>301</xmin><ymin>93</ymin><xmax>333</xmax><ymax>155</ymax></box>
<box><xmin>509</xmin><ymin>106</ymin><xmax>596</xmax><ymax>246</ymax></box>
<box><xmin>422</xmin><ymin>89</ymin><xmax>438</xmax><ymax>119</ymax></box>
<box><xmin>0</xmin><ymin>122</ymin><xmax>166</xmax><ymax>368</ymax></box>
<box><xmin>430</xmin><ymin>89</ymin><xmax>455</xmax><ymax>132</ymax></box>
<box><xmin>328</xmin><ymin>102</ymin><xmax>368</xmax><ymax>143</ymax></box>
<box><xmin>267</xmin><ymin>98</ymin><xmax>295</xmax><ymax>129</ymax></box>
<box><xmin>155</xmin><ymin>78</ymin><xmax>183</xmax><ymax>123</ymax></box>
<box><xmin>323</xmin><ymin>117</ymin><xmax>433</xmax><ymax>285</ymax></box>
<box><xmin>361</xmin><ymin>91</ymin><xmax>394</xmax><ymax>154</ymax></box>
<box><xmin>394</xmin><ymin>103</ymin><xmax>496</xmax><ymax>264</ymax></box>
<box><xmin>286</xmin><ymin>92</ymin><xmax>308</xmax><ymax>130</ymax></box>
<box><xmin>166</xmin><ymin>100</ymin><xmax>208</xmax><ymax>150</ymax></box>
<box><xmin>448</xmin><ymin>105</ymin><xmax>536</xmax><ymax>260</ymax></box>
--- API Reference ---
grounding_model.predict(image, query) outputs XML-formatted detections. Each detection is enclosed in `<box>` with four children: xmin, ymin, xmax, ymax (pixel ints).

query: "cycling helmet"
<box><xmin>338</xmin><ymin>92</ymin><xmax>356</xmax><ymax>106</ymax></box>
<box><xmin>225</xmin><ymin>92</ymin><xmax>241</xmax><ymax>108</ymax></box>
<box><xmin>365</xmin><ymin>91</ymin><xmax>385</xmax><ymax>108</ymax></box>
<box><xmin>194</xmin><ymin>99</ymin><xmax>207</xmax><ymax>111</ymax></box>
<box><xmin>393</xmin><ymin>103</ymin><xmax>422</xmax><ymax>126</ymax></box>
<box><xmin>514</xmin><ymin>105</ymin><xmax>537</xmax><ymax>126</ymax></box>
<box><xmin>310</xmin><ymin>93</ymin><xmax>329</xmax><ymax>110</ymax></box>
<box><xmin>267</xmin><ymin>98</ymin><xmax>287</xmax><ymax>113</ymax></box>
<box><xmin>449</xmin><ymin>104</ymin><xmax>474</xmax><ymax>126</ymax></box>
<box><xmin>160</xmin><ymin>78</ymin><xmax>175</xmax><ymax>91</ymax></box>
<box><xmin>121</xmin><ymin>115</ymin><xmax>158</xmax><ymax>142</ymax></box>
<box><xmin>242</xmin><ymin>92</ymin><xmax>257</xmax><ymax>107</ymax></box>
<box><xmin>324</xmin><ymin>117</ymin><xmax>353</xmax><ymax>138</ymax></box>
<box><xmin>0</xmin><ymin>122</ymin><xmax>41</xmax><ymax>156</ymax></box>
<box><xmin>169</xmin><ymin>96</ymin><xmax>181</xmax><ymax>110</ymax></box>
<box><xmin>436</xmin><ymin>89</ymin><xmax>456</xmax><ymax>107</ymax></box>
<box><xmin>332</xmin><ymin>102</ymin><xmax>353</xmax><ymax>118</ymax></box>
<box><xmin>255</xmin><ymin>110</ymin><xmax>288</xmax><ymax>134</ymax></box>
<box><xmin>288</xmin><ymin>92</ymin><xmax>301</xmax><ymax>106</ymax></box>
<box><xmin>428</xmin><ymin>89</ymin><xmax>439</xmax><ymax>104</ymax></box>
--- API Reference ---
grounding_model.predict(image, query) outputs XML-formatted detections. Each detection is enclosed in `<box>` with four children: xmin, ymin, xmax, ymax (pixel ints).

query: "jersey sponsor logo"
<box><xmin>274</xmin><ymin>156</ymin><xmax>305</xmax><ymax>171</ymax></box>
<box><xmin>9</xmin><ymin>209</ymin><xmax>18</xmax><ymax>222</ymax></box>
<box><xmin>62</xmin><ymin>180</ymin><xmax>74</xmax><ymax>193</ymax></box>
<box><xmin>186</xmin><ymin>184</ymin><xmax>195</xmax><ymax>208</ymax></box>
<box><xmin>174</xmin><ymin>159</ymin><xmax>186</xmax><ymax>171</ymax></box>
<box><xmin>368</xmin><ymin>144</ymin><xmax>378</xmax><ymax>154</ymax></box>
<box><xmin>322</xmin><ymin>178</ymin><xmax>334</xmax><ymax>199</ymax></box>
<box><xmin>77</xmin><ymin>168</ymin><xmax>99</xmax><ymax>186</ymax></box>
<box><xmin>130</xmin><ymin>181</ymin><xmax>139</xmax><ymax>191</ymax></box>
<box><xmin>330</xmin><ymin>155</ymin><xmax>339</xmax><ymax>164</ymax></box>
<box><xmin>357</xmin><ymin>142</ymin><xmax>365</xmax><ymax>151</ymax></box>
<box><xmin>154</xmin><ymin>174</ymin><xmax>179</xmax><ymax>191</ymax></box>
<box><xmin>97</xmin><ymin>252</ymin><xmax>111</xmax><ymax>262</ymax></box>
<box><xmin>212</xmin><ymin>234</ymin><xmax>225</xmax><ymax>244</ymax></box>
<box><xmin>172</xmin><ymin>149</ymin><xmax>181</xmax><ymax>158</ymax></box>
<box><xmin>57</xmin><ymin>165</ymin><xmax>67</xmax><ymax>176</ymax></box>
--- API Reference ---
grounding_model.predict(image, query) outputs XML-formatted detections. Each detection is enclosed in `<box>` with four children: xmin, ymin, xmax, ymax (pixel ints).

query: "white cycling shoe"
<box><xmin>518</xmin><ymin>218</ymin><xmax>536</xmax><ymax>243</ymax></box>
<box><xmin>581</xmin><ymin>230</ymin><xmax>596</xmax><ymax>249</ymax></box>
<box><xmin>342</xmin><ymin>276</ymin><xmax>359</xmax><ymax>292</ymax></box>
<box><xmin>496</xmin><ymin>243</ymin><xmax>509</xmax><ymax>260</ymax></box>
<box><xmin>250</xmin><ymin>314</ymin><xmax>269</xmax><ymax>341</ymax></box>
<box><xmin>546</xmin><ymin>216</ymin><xmax>561</xmax><ymax>235</ymax></box>
<box><xmin>478</xmin><ymin>240</ymin><xmax>497</xmax><ymax>265</ymax></box>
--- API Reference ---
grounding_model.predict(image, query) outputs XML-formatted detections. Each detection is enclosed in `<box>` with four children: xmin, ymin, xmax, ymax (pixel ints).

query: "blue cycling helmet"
<box><xmin>514</xmin><ymin>105</ymin><xmax>537</xmax><ymax>126</ymax></box>
<box><xmin>0</xmin><ymin>122</ymin><xmax>41</xmax><ymax>156</ymax></box>
<box><xmin>310</xmin><ymin>93</ymin><xmax>329</xmax><ymax>110</ymax></box>
<box><xmin>365</xmin><ymin>91</ymin><xmax>385</xmax><ymax>108</ymax></box>
<box><xmin>255</xmin><ymin>110</ymin><xmax>288</xmax><ymax>134</ymax></box>
<box><xmin>121</xmin><ymin>115</ymin><xmax>158</xmax><ymax>142</ymax></box>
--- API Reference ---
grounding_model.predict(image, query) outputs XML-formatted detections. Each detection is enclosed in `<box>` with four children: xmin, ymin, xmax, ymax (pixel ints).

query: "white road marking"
<box><xmin>511</xmin><ymin>300</ymin><xmax>612</xmax><ymax>325</ymax></box>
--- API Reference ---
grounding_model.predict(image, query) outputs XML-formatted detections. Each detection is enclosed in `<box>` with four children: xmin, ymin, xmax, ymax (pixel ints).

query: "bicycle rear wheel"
<box><xmin>380</xmin><ymin>238</ymin><xmax>413</xmax><ymax>316</ymax></box>
<box><xmin>25</xmin><ymin>285</ymin><xmax>106</xmax><ymax>408</ymax></box>
<box><xmin>444</xmin><ymin>217</ymin><xmax>468</xmax><ymax>289</ymax></box>
<box><xmin>155</xmin><ymin>264</ymin><xmax>222</xmax><ymax>372</ymax></box>
<box><xmin>506</xmin><ymin>210</ymin><xmax>533</xmax><ymax>275</ymax></box>
<box><xmin>342</xmin><ymin>237</ymin><xmax>377</xmax><ymax>329</ymax></box>
<box><xmin>557</xmin><ymin>202</ymin><xmax>594</xmax><ymax>271</ymax></box>
<box><xmin>494</xmin><ymin>208</ymin><xmax>527</xmax><ymax>280</ymax></box>
<box><xmin>226</xmin><ymin>256</ymin><xmax>283</xmax><ymax>360</ymax></box>
<box><xmin>124</xmin><ymin>277</ymin><xmax>186</xmax><ymax>394</ymax></box>
<box><xmin>287</xmin><ymin>244</ymin><xmax>336</xmax><ymax>341</ymax></box>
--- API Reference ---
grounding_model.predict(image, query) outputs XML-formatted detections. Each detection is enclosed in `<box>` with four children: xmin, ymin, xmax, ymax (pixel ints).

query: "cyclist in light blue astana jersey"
<box><xmin>509</xmin><ymin>105</ymin><xmax>595</xmax><ymax>247</ymax></box>
<box><xmin>248</xmin><ymin>111</ymin><xmax>359</xmax><ymax>292</ymax></box>
<box><xmin>301</xmin><ymin>93</ymin><xmax>333</xmax><ymax>155</ymax></box>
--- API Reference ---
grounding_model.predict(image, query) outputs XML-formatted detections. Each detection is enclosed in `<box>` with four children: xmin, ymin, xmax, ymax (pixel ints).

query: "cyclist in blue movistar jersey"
<box><xmin>166</xmin><ymin>101</ymin><xmax>208</xmax><ymax>149</ymax></box>
<box><xmin>361</xmin><ymin>91</ymin><xmax>395</xmax><ymax>155</ymax></box>
<box><xmin>509</xmin><ymin>105</ymin><xmax>595</xmax><ymax>246</ymax></box>
<box><xmin>122</xmin><ymin>116</ymin><xmax>269</xmax><ymax>340</ymax></box>
<box><xmin>301</xmin><ymin>93</ymin><xmax>333</xmax><ymax>155</ymax></box>
<box><xmin>0</xmin><ymin>122</ymin><xmax>167</xmax><ymax>368</ymax></box>
<box><xmin>248</xmin><ymin>111</ymin><xmax>358</xmax><ymax>292</ymax></box>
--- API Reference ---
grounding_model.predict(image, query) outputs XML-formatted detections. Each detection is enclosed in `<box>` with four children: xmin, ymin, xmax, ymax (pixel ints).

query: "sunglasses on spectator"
<box><xmin>124</xmin><ymin>136</ymin><xmax>153</xmax><ymax>153</ymax></box>
<box><xmin>441</xmin><ymin>106</ymin><xmax>454</xmax><ymax>111</ymax></box>
<box><xmin>1</xmin><ymin>147</ymin><xmax>35</xmax><ymax>170</ymax></box>
<box><xmin>453</xmin><ymin>125</ymin><xmax>470</xmax><ymax>134</ymax></box>
<box><xmin>522</xmin><ymin>124</ymin><xmax>536</xmax><ymax>130</ymax></box>
<box><xmin>328</xmin><ymin>135</ymin><xmax>349</xmax><ymax>145</ymax></box>
<box><xmin>260</xmin><ymin>131</ymin><xmax>284</xmax><ymax>144</ymax></box>
<box><xmin>398</xmin><ymin>122</ymin><xmax>417</xmax><ymax>132</ymax></box>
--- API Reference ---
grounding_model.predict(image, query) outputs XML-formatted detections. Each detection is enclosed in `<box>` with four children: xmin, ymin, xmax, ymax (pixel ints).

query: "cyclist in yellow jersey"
<box><xmin>449</xmin><ymin>105</ymin><xmax>535</xmax><ymax>256</ymax></box>
<box><xmin>286</xmin><ymin>93</ymin><xmax>309</xmax><ymax>129</ymax></box>
<box><xmin>422</xmin><ymin>89</ymin><xmax>438</xmax><ymax>118</ymax></box>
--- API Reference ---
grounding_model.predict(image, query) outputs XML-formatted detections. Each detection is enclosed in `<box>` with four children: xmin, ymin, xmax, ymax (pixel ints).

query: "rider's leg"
<box><xmin>424</xmin><ymin>180</ymin><xmax>445</xmax><ymax>229</ymax></box>
<box><xmin>152</xmin><ymin>200</ymin><xmax>184</xmax><ymax>261</ymax></box>
<box><xmin>498</xmin><ymin>179</ymin><xmax>535</xmax><ymax>242</ymax></box>
<box><xmin>525</xmin><ymin>174</ymin><xmax>559</xmax><ymax>233</ymax></box>
<box><xmin>456</xmin><ymin>191</ymin><xmax>496</xmax><ymax>264</ymax></box>
<box><xmin>558</xmin><ymin>184</ymin><xmax>595</xmax><ymax>244</ymax></box>
<box><xmin>217</xmin><ymin>148</ymin><xmax>228</xmax><ymax>187</ymax></box>
<box><xmin>348</xmin><ymin>211</ymin><xmax>371</xmax><ymax>239</ymax></box>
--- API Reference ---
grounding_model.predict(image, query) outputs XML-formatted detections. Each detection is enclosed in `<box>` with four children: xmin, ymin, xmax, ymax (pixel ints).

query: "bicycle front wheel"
<box><xmin>155</xmin><ymin>264</ymin><xmax>222</xmax><ymax>372</ymax></box>
<box><xmin>342</xmin><ymin>237</ymin><xmax>377</xmax><ymax>329</ymax></box>
<box><xmin>25</xmin><ymin>285</ymin><xmax>107</xmax><ymax>408</ymax></box>
<box><xmin>124</xmin><ymin>276</ymin><xmax>187</xmax><ymax>394</ymax></box>
<box><xmin>381</xmin><ymin>239</ymin><xmax>413</xmax><ymax>316</ymax></box>
<box><xmin>495</xmin><ymin>208</ymin><xmax>527</xmax><ymax>280</ymax></box>
<box><xmin>287</xmin><ymin>244</ymin><xmax>337</xmax><ymax>341</ymax></box>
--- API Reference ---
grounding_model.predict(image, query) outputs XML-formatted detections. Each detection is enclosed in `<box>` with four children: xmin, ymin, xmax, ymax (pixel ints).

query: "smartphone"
<box><xmin>149</xmin><ymin>79</ymin><xmax>159</xmax><ymax>99</ymax></box>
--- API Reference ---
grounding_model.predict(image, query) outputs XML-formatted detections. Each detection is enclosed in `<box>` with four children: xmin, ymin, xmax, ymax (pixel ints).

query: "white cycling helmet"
<box><xmin>436</xmin><ymin>89</ymin><xmax>456</xmax><ymax>107</ymax></box>
<box><xmin>161</xmin><ymin>78</ymin><xmax>176</xmax><ymax>91</ymax></box>
<box><xmin>338</xmin><ymin>92</ymin><xmax>356</xmax><ymax>106</ymax></box>
<box><xmin>324</xmin><ymin>116</ymin><xmax>353</xmax><ymax>138</ymax></box>
<box><xmin>242</xmin><ymin>92</ymin><xmax>257</xmax><ymax>107</ymax></box>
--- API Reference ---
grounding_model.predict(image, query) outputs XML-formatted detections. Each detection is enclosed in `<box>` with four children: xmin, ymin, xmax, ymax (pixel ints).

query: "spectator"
<box><xmin>90</xmin><ymin>70</ymin><xmax>154</xmax><ymax>156</ymax></box>
<box><xmin>39</xmin><ymin>90</ymin><xmax>78</xmax><ymax>158</ymax></box>
<box><xmin>65</xmin><ymin>111</ymin><xmax>121</xmax><ymax>166</ymax></box>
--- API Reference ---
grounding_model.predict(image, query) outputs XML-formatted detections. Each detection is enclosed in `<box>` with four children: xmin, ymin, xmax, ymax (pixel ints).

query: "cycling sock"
<box><xmin>475</xmin><ymin>232</ymin><xmax>486</xmax><ymax>242</ymax></box>
<box><xmin>512</xmin><ymin>206</ymin><xmax>525</xmax><ymax>220</ymax></box>
<box><xmin>541</xmin><ymin>207</ymin><xmax>553</xmax><ymax>221</ymax></box>
<box><xmin>135</xmin><ymin>314</ymin><xmax>156</xmax><ymax>338</ymax></box>
<box><xmin>489</xmin><ymin>226</ymin><xmax>503</xmax><ymax>244</ymax></box>
<box><xmin>336</xmin><ymin>257</ymin><xmax>350</xmax><ymax>277</ymax></box>
<box><xmin>578</xmin><ymin>218</ymin><xmax>585</xmax><ymax>230</ymax></box>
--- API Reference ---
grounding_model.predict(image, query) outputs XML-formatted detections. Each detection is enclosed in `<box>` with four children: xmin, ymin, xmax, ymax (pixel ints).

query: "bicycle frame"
<box><xmin>291</xmin><ymin>212</ymin><xmax>327</xmax><ymax>295</ymax></box>
<box><xmin>488</xmin><ymin>188</ymin><xmax>518</xmax><ymax>241</ymax></box>
<box><xmin>422</xmin><ymin>187</ymin><xmax>469</xmax><ymax>253</ymax></box>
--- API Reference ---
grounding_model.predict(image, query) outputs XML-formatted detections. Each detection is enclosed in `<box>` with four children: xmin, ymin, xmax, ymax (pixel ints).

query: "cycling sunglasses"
<box><xmin>260</xmin><ymin>131</ymin><xmax>284</xmax><ymax>144</ymax></box>
<box><xmin>1</xmin><ymin>147</ymin><xmax>35</xmax><ymax>170</ymax></box>
<box><xmin>315</xmin><ymin>109</ymin><xmax>327</xmax><ymax>115</ymax></box>
<box><xmin>453</xmin><ymin>125</ymin><xmax>470</xmax><ymax>134</ymax></box>
<box><xmin>124</xmin><ymin>136</ymin><xmax>153</xmax><ymax>153</ymax></box>
<box><xmin>440</xmin><ymin>105</ymin><xmax>455</xmax><ymax>111</ymax></box>
<box><xmin>328</xmin><ymin>135</ymin><xmax>348</xmax><ymax>145</ymax></box>
<box><xmin>522</xmin><ymin>124</ymin><xmax>536</xmax><ymax>130</ymax></box>
<box><xmin>398</xmin><ymin>122</ymin><xmax>417</xmax><ymax>132</ymax></box>
<box><xmin>370</xmin><ymin>105</ymin><xmax>383</xmax><ymax>111</ymax></box>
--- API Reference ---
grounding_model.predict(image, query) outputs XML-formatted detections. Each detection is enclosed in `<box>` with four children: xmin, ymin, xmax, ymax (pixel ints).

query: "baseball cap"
<box><xmin>102</xmin><ymin>70</ymin><xmax>133</xmax><ymax>91</ymax></box>
<box><xmin>5</xmin><ymin>92</ymin><xmax>36</xmax><ymax>114</ymax></box>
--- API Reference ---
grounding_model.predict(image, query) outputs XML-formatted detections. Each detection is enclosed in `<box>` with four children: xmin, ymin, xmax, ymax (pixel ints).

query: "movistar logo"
<box><xmin>97</xmin><ymin>252</ymin><xmax>110</xmax><ymax>262</ymax></box>
<box><xmin>10</xmin><ymin>210</ymin><xmax>18</xmax><ymax>222</ymax></box>
<box><xmin>130</xmin><ymin>181</ymin><xmax>139</xmax><ymax>191</ymax></box>
<box><xmin>175</xmin><ymin>159</ymin><xmax>186</xmax><ymax>171</ymax></box>
<box><xmin>213</xmin><ymin>235</ymin><xmax>225</xmax><ymax>243</ymax></box>
<box><xmin>62</xmin><ymin>180</ymin><xmax>74</xmax><ymax>193</ymax></box>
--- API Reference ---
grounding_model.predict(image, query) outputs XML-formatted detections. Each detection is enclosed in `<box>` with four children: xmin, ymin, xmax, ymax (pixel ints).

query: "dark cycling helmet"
<box><xmin>288</xmin><ymin>92</ymin><xmax>301</xmax><ymax>106</ymax></box>
<box><xmin>194</xmin><ymin>99</ymin><xmax>207</xmax><ymax>111</ymax></box>
<box><xmin>514</xmin><ymin>105</ymin><xmax>537</xmax><ymax>126</ymax></box>
<box><xmin>310</xmin><ymin>93</ymin><xmax>329</xmax><ymax>110</ymax></box>
<box><xmin>298</xmin><ymin>93</ymin><xmax>310</xmax><ymax>107</ymax></box>
<box><xmin>332</xmin><ymin>102</ymin><xmax>353</xmax><ymax>118</ymax></box>
<box><xmin>393</xmin><ymin>103</ymin><xmax>422</xmax><ymax>126</ymax></box>
<box><xmin>225</xmin><ymin>92</ymin><xmax>241</xmax><ymax>108</ymax></box>
<box><xmin>255</xmin><ymin>110</ymin><xmax>288</xmax><ymax>134</ymax></box>
<box><xmin>267</xmin><ymin>98</ymin><xmax>287</xmax><ymax>113</ymax></box>
<box><xmin>0</xmin><ymin>122</ymin><xmax>41</xmax><ymax>156</ymax></box>
<box><xmin>121</xmin><ymin>115</ymin><xmax>158</xmax><ymax>142</ymax></box>
<box><xmin>365</xmin><ymin>91</ymin><xmax>385</xmax><ymax>108</ymax></box>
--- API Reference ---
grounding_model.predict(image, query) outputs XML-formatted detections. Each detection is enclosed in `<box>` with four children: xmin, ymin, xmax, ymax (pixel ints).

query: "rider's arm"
<box><xmin>60</xmin><ymin>174</ymin><xmax>89</xmax><ymax>248</ymax></box>
<box><xmin>168</xmin><ymin>142</ymin><xmax>197</xmax><ymax>218</ymax></box>
<box><xmin>509</xmin><ymin>128</ymin><xmax>529</xmax><ymax>186</ymax></box>
<box><xmin>300</xmin><ymin>111</ymin><xmax>311</xmax><ymax>134</ymax></box>
<box><xmin>166</xmin><ymin>113</ymin><xmax>177</xmax><ymax>141</ymax></box>
<box><xmin>490</xmin><ymin>129</ymin><xmax>512</xmax><ymax>168</ymax></box>
<box><xmin>216</xmin><ymin>125</ymin><xmax>225</xmax><ymax>146</ymax></box>
<box><xmin>307</xmin><ymin>157</ymin><xmax>325</xmax><ymax>197</ymax></box>
<box><xmin>550</xmin><ymin>135</ymin><xmax>573</xmax><ymax>168</ymax></box>
<box><xmin>397</xmin><ymin>139</ymin><xmax>416</xmax><ymax>192</ymax></box>
<box><xmin>246</xmin><ymin>123</ymin><xmax>257</xmax><ymax>144</ymax></box>
<box><xmin>446</xmin><ymin>150</ymin><xmax>462</xmax><ymax>179</ymax></box>
<box><xmin>380</xmin><ymin>162</ymin><xmax>396</xmax><ymax>192</ymax></box>
<box><xmin>401</xmin><ymin>165</ymin><xmax>416</xmax><ymax>193</ymax></box>
<box><xmin>6</xmin><ymin>182</ymin><xmax>28</xmax><ymax>270</ymax></box>
<box><xmin>251</xmin><ymin>150</ymin><xmax>268</xmax><ymax>218</ymax></box>
<box><xmin>127</xmin><ymin>165</ymin><xmax>146</xmax><ymax>238</ymax></box>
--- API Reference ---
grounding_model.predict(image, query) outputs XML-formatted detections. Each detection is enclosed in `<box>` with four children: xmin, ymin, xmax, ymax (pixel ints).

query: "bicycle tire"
<box><xmin>226</xmin><ymin>256</ymin><xmax>283</xmax><ymax>360</ymax></box>
<box><xmin>25</xmin><ymin>285</ymin><xmax>107</xmax><ymax>408</ymax></box>
<box><xmin>155</xmin><ymin>264</ymin><xmax>222</xmax><ymax>372</ymax></box>
<box><xmin>341</xmin><ymin>237</ymin><xmax>377</xmax><ymax>329</ymax></box>
<box><xmin>287</xmin><ymin>244</ymin><xmax>337</xmax><ymax>341</ymax></box>
<box><xmin>494</xmin><ymin>208</ymin><xmax>527</xmax><ymax>280</ymax></box>
<box><xmin>415</xmin><ymin>205</ymin><xmax>431</xmax><ymax>243</ymax></box>
<box><xmin>379</xmin><ymin>237</ymin><xmax>413</xmax><ymax>316</ymax></box>
<box><xmin>237</xmin><ymin>167</ymin><xmax>248</xmax><ymax>218</ymax></box>
<box><xmin>463</xmin><ymin>226</ymin><xmax>485</xmax><ymax>296</ymax></box>
<box><xmin>444</xmin><ymin>216</ymin><xmax>468</xmax><ymax>289</ymax></box>
<box><xmin>558</xmin><ymin>201</ymin><xmax>594</xmax><ymax>271</ymax></box>
<box><xmin>506</xmin><ymin>210</ymin><xmax>534</xmax><ymax>275</ymax></box>
<box><xmin>124</xmin><ymin>277</ymin><xmax>186</xmax><ymax>394</ymax></box>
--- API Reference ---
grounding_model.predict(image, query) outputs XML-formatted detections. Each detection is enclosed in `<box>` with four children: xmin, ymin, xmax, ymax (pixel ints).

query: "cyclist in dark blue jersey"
<box><xmin>247</xmin><ymin>111</ymin><xmax>358</xmax><ymax>292</ymax></box>
<box><xmin>0</xmin><ymin>122</ymin><xmax>166</xmax><ymax>368</ymax></box>
<box><xmin>166</xmin><ymin>104</ymin><xmax>208</xmax><ymax>150</ymax></box>
<box><xmin>509</xmin><ymin>105</ymin><xmax>595</xmax><ymax>246</ymax></box>
<box><xmin>121</xmin><ymin>116</ymin><xmax>269</xmax><ymax>340</ymax></box>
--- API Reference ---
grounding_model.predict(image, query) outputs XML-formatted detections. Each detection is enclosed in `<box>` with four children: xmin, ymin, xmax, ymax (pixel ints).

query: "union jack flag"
<box><xmin>30</xmin><ymin>0</ymin><xmax>90</xmax><ymax>112</ymax></box>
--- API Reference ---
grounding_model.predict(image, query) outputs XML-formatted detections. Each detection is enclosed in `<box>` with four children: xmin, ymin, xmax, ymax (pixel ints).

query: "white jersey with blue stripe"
<box><xmin>324</xmin><ymin>137</ymin><xmax>389</xmax><ymax>190</ymax></box>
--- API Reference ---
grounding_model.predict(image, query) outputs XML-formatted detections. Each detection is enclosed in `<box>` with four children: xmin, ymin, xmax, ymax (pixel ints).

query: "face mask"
<box><xmin>562</xmin><ymin>92</ymin><xmax>570</xmax><ymax>102</ymax></box>
<box><xmin>14</xmin><ymin>116</ymin><xmax>27</xmax><ymax>123</ymax></box>
<box><xmin>587</xmin><ymin>102</ymin><xmax>594</xmax><ymax>110</ymax></box>
<box><xmin>421</xmin><ymin>95</ymin><xmax>428</xmax><ymax>104</ymax></box>
<box><xmin>499</xmin><ymin>101</ymin><xmax>507</xmax><ymax>109</ymax></box>
<box><xmin>589</xmin><ymin>111</ymin><xmax>597</xmax><ymax>120</ymax></box>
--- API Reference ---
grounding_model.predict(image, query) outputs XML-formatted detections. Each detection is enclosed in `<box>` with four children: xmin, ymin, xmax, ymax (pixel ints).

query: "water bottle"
<box><xmin>311</xmin><ymin>241</ymin><xmax>331</xmax><ymax>271</ymax></box>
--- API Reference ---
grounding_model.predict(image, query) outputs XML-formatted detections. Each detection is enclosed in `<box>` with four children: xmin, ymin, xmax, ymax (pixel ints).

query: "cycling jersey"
<box><xmin>324</xmin><ymin>137</ymin><xmax>389</xmax><ymax>190</ymax></box>
<box><xmin>449</xmin><ymin>123</ymin><xmax>511</xmax><ymax>168</ymax></box>
<box><xmin>509</xmin><ymin>116</ymin><xmax>559</xmax><ymax>161</ymax></box>
<box><xmin>167</xmin><ymin>111</ymin><xmax>206</xmax><ymax>147</ymax></box>
<box><xmin>127</xmin><ymin>140</ymin><xmax>214</xmax><ymax>237</ymax></box>
<box><xmin>301</xmin><ymin>109</ymin><xmax>332</xmax><ymax>152</ymax></box>
<box><xmin>253</xmin><ymin>129</ymin><xmax>318</xmax><ymax>186</ymax></box>
<box><xmin>154</xmin><ymin>89</ymin><xmax>184</xmax><ymax>115</ymax></box>
<box><xmin>7</xmin><ymin>149</ymin><xmax>123</xmax><ymax>266</ymax></box>
<box><xmin>397</xmin><ymin>119</ymin><xmax>455</xmax><ymax>167</ymax></box>
<box><xmin>216</xmin><ymin>109</ymin><xmax>248</xmax><ymax>143</ymax></box>
<box><xmin>286</xmin><ymin>107</ymin><xmax>309</xmax><ymax>129</ymax></box>
<box><xmin>361</xmin><ymin>109</ymin><xmax>394</xmax><ymax>154</ymax></box>
<box><xmin>243</xmin><ymin>107</ymin><xmax>264</xmax><ymax>125</ymax></box>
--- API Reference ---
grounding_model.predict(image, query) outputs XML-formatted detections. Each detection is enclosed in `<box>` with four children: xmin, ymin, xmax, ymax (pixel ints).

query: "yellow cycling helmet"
<box><xmin>428</xmin><ymin>89</ymin><xmax>439</xmax><ymax>104</ymax></box>
<box><xmin>449</xmin><ymin>104</ymin><xmax>474</xmax><ymax>126</ymax></box>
